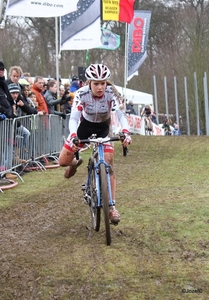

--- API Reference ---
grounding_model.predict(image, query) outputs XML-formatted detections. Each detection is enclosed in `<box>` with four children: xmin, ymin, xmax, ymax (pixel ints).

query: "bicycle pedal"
<box><xmin>81</xmin><ymin>184</ymin><xmax>86</xmax><ymax>191</ymax></box>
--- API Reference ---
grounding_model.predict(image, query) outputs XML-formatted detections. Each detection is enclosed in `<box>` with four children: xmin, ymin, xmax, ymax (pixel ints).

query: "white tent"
<box><xmin>114</xmin><ymin>85</ymin><xmax>153</xmax><ymax>115</ymax></box>
<box><xmin>115</xmin><ymin>85</ymin><xmax>153</xmax><ymax>106</ymax></box>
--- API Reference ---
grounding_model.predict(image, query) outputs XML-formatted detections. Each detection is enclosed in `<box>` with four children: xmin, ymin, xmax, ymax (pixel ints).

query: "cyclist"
<box><xmin>141</xmin><ymin>104</ymin><xmax>155</xmax><ymax>130</ymax></box>
<box><xmin>59</xmin><ymin>63</ymin><xmax>132</xmax><ymax>223</ymax></box>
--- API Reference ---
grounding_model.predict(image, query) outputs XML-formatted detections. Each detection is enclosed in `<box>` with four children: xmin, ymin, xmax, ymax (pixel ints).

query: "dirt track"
<box><xmin>0</xmin><ymin>156</ymin><xmax>130</xmax><ymax>300</ymax></box>
<box><xmin>1</xmin><ymin>136</ymin><xmax>208</xmax><ymax>300</ymax></box>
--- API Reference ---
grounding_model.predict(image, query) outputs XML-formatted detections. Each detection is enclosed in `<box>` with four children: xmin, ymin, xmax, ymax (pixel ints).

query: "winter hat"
<box><xmin>0</xmin><ymin>61</ymin><xmax>5</xmax><ymax>69</ymax></box>
<box><xmin>70</xmin><ymin>81</ymin><xmax>79</xmax><ymax>92</ymax></box>
<box><xmin>72</xmin><ymin>75</ymin><xmax>79</xmax><ymax>81</ymax></box>
<box><xmin>19</xmin><ymin>78</ymin><xmax>30</xmax><ymax>86</ymax></box>
<box><xmin>8</xmin><ymin>83</ymin><xmax>20</xmax><ymax>93</ymax></box>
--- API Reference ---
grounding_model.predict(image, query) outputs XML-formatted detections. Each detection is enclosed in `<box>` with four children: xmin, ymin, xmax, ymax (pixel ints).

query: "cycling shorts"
<box><xmin>64</xmin><ymin>117</ymin><xmax>114</xmax><ymax>153</ymax></box>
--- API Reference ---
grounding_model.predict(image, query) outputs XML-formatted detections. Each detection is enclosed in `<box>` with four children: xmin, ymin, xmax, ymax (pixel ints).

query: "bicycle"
<box><xmin>142</xmin><ymin>115</ymin><xmax>153</xmax><ymax>136</ymax></box>
<box><xmin>75</xmin><ymin>133</ymin><xmax>127</xmax><ymax>246</ymax></box>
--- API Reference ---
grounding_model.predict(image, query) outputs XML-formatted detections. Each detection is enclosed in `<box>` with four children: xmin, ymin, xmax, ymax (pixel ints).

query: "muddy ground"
<box><xmin>1</xmin><ymin>136</ymin><xmax>209</xmax><ymax>300</ymax></box>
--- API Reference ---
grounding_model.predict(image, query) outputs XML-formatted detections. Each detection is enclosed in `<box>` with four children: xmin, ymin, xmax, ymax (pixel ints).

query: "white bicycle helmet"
<box><xmin>85</xmin><ymin>64</ymin><xmax>111</xmax><ymax>81</ymax></box>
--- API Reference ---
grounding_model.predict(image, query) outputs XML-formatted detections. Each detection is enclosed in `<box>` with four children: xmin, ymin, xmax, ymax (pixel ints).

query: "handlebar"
<box><xmin>74</xmin><ymin>136</ymin><xmax>121</xmax><ymax>145</ymax></box>
<box><xmin>74</xmin><ymin>133</ymin><xmax>125</xmax><ymax>145</ymax></box>
<box><xmin>74</xmin><ymin>133</ymin><xmax>128</xmax><ymax>157</ymax></box>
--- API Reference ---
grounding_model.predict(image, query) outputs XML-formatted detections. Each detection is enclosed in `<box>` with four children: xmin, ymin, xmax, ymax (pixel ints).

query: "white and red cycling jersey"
<box><xmin>64</xmin><ymin>85</ymin><xmax>130</xmax><ymax>153</ymax></box>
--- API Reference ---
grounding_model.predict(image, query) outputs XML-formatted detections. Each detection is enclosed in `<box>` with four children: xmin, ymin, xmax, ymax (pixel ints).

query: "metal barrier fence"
<box><xmin>153</xmin><ymin>72</ymin><xmax>209</xmax><ymax>135</ymax></box>
<box><xmin>0</xmin><ymin>114</ymin><xmax>70</xmax><ymax>179</ymax></box>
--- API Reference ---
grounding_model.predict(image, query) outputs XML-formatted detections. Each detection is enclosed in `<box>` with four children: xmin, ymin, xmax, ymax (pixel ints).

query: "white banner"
<box><xmin>111</xmin><ymin>112</ymin><xmax>164</xmax><ymax>136</ymax></box>
<box><xmin>6</xmin><ymin>0</ymin><xmax>78</xmax><ymax>17</ymax></box>
<box><xmin>61</xmin><ymin>0</ymin><xmax>101</xmax><ymax>51</ymax></box>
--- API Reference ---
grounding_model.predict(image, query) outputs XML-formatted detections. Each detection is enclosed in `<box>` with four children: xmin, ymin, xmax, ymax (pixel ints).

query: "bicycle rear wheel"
<box><xmin>89</xmin><ymin>165</ymin><xmax>100</xmax><ymax>231</ymax></box>
<box><xmin>100</xmin><ymin>163</ymin><xmax>111</xmax><ymax>246</ymax></box>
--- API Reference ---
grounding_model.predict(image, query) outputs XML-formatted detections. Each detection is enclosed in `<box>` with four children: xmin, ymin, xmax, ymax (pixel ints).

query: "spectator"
<box><xmin>21</xmin><ymin>85</ymin><xmax>34</xmax><ymax>107</ymax></box>
<box><xmin>162</xmin><ymin>118</ymin><xmax>171</xmax><ymax>135</ymax></box>
<box><xmin>42</xmin><ymin>81</ymin><xmax>48</xmax><ymax>95</ymax></box>
<box><xmin>64</xmin><ymin>82</ymin><xmax>70</xmax><ymax>91</ymax></box>
<box><xmin>18</xmin><ymin>78</ymin><xmax>30</xmax><ymax>87</ymax></box>
<box><xmin>8</xmin><ymin>83</ymin><xmax>38</xmax><ymax>117</ymax></box>
<box><xmin>5</xmin><ymin>66</ymin><xmax>24</xmax><ymax>103</ymax></box>
<box><xmin>172</xmin><ymin>123</ymin><xmax>181</xmax><ymax>136</ymax></box>
<box><xmin>70</xmin><ymin>80</ymin><xmax>80</xmax><ymax>92</ymax></box>
<box><xmin>126</xmin><ymin>100</ymin><xmax>137</xmax><ymax>115</ymax></box>
<box><xmin>71</xmin><ymin>75</ymin><xmax>79</xmax><ymax>83</ymax></box>
<box><xmin>0</xmin><ymin>61</ymin><xmax>27</xmax><ymax>169</ymax></box>
<box><xmin>0</xmin><ymin>61</ymin><xmax>16</xmax><ymax>119</ymax></box>
<box><xmin>22</xmin><ymin>72</ymin><xmax>34</xmax><ymax>88</ymax></box>
<box><xmin>21</xmin><ymin>85</ymin><xmax>43</xmax><ymax>115</ymax></box>
<box><xmin>8</xmin><ymin>83</ymin><xmax>31</xmax><ymax>162</ymax></box>
<box><xmin>79</xmin><ymin>80</ymin><xmax>85</xmax><ymax>88</ymax></box>
<box><xmin>59</xmin><ymin>85</ymin><xmax>66</xmax><ymax>113</ymax></box>
<box><xmin>44</xmin><ymin>79</ymin><xmax>68</xmax><ymax>119</ymax></box>
<box><xmin>28</xmin><ymin>91</ymin><xmax>38</xmax><ymax>109</ymax></box>
<box><xmin>59</xmin><ymin>84</ymin><xmax>65</xmax><ymax>98</ymax></box>
<box><xmin>151</xmin><ymin>110</ymin><xmax>158</xmax><ymax>125</ymax></box>
<box><xmin>31</xmin><ymin>76</ymin><xmax>49</xmax><ymax>114</ymax></box>
<box><xmin>6</xmin><ymin>65</ymin><xmax>23</xmax><ymax>86</ymax></box>
<box><xmin>63</xmin><ymin>80</ymin><xmax>80</xmax><ymax>114</ymax></box>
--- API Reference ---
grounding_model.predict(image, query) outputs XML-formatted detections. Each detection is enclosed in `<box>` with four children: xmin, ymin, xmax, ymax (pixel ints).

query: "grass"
<box><xmin>1</xmin><ymin>135</ymin><xmax>209</xmax><ymax>299</ymax></box>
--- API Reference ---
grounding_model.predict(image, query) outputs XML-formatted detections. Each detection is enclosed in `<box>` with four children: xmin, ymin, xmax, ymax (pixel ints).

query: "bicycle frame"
<box><xmin>83</xmin><ymin>137</ymin><xmax>115</xmax><ymax>208</ymax></box>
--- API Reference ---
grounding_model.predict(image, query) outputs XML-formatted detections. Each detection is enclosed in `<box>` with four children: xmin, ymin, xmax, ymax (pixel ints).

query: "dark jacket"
<box><xmin>44</xmin><ymin>90</ymin><xmax>67</xmax><ymax>116</ymax></box>
<box><xmin>0</xmin><ymin>76</ymin><xmax>16</xmax><ymax>118</ymax></box>
<box><xmin>126</xmin><ymin>103</ymin><xmax>137</xmax><ymax>115</ymax></box>
<box><xmin>16</xmin><ymin>94</ymin><xmax>38</xmax><ymax>116</ymax></box>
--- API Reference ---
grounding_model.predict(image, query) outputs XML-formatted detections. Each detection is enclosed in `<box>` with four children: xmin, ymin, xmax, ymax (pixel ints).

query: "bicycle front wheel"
<box><xmin>100</xmin><ymin>163</ymin><xmax>111</xmax><ymax>246</ymax></box>
<box><xmin>89</xmin><ymin>166</ymin><xmax>100</xmax><ymax>231</ymax></box>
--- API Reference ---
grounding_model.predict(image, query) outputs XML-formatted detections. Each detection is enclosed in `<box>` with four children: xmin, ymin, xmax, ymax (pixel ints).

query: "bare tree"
<box><xmin>1</xmin><ymin>0</ymin><xmax>209</xmax><ymax>133</ymax></box>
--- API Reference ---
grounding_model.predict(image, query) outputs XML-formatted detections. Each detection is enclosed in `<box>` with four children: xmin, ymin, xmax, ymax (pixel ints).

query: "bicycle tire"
<box><xmin>123</xmin><ymin>146</ymin><xmax>128</xmax><ymax>156</ymax></box>
<box><xmin>100</xmin><ymin>163</ymin><xmax>111</xmax><ymax>246</ymax></box>
<box><xmin>89</xmin><ymin>163</ymin><xmax>100</xmax><ymax>231</ymax></box>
